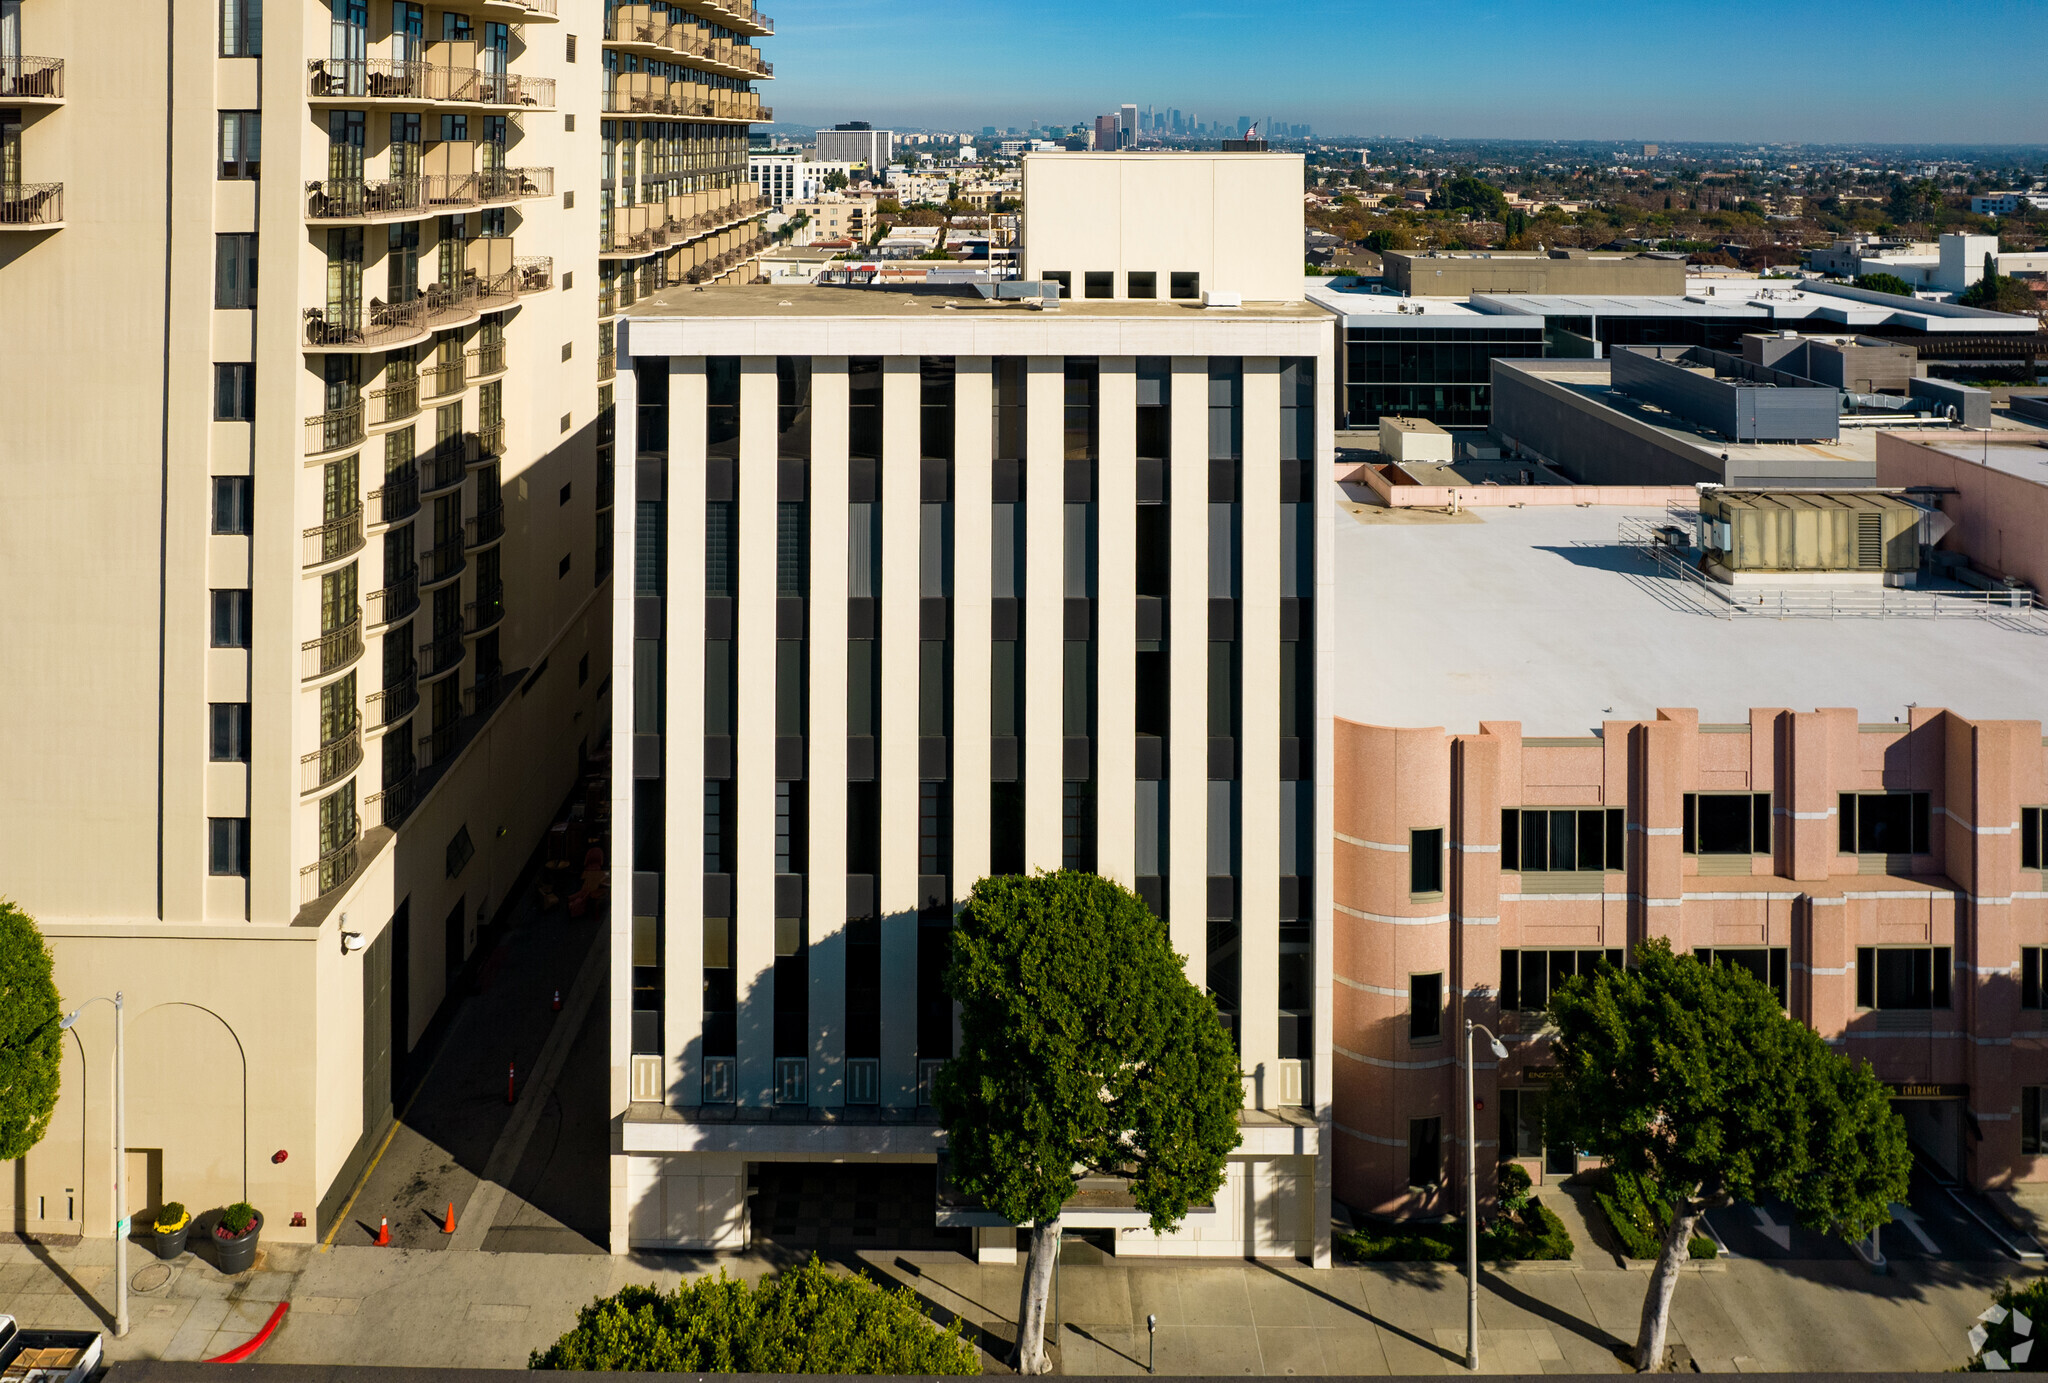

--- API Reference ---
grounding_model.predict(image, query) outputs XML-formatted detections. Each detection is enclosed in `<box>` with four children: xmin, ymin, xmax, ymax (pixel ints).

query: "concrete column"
<box><xmin>1238</xmin><ymin>359</ymin><xmax>1281</xmax><ymax>1099</ymax></box>
<box><xmin>1096</xmin><ymin>358</ymin><xmax>1138</xmax><ymax>887</ymax></box>
<box><xmin>1168</xmin><ymin>357</ymin><xmax>1210</xmax><ymax>981</ymax></box>
<box><xmin>734</xmin><ymin>357</ymin><xmax>778</xmax><ymax>1106</ymax></box>
<box><xmin>953</xmin><ymin>360</ymin><xmax>994</xmax><ymax>890</ymax></box>
<box><xmin>665</xmin><ymin>357</ymin><xmax>706</xmax><ymax>1105</ymax></box>
<box><xmin>1024</xmin><ymin>357</ymin><xmax>1065</xmax><ymax>871</ymax></box>
<box><xmin>808</xmin><ymin>360</ymin><xmax>850</xmax><ymax>1106</ymax></box>
<box><xmin>880</xmin><ymin>358</ymin><xmax>922</xmax><ymax>1105</ymax></box>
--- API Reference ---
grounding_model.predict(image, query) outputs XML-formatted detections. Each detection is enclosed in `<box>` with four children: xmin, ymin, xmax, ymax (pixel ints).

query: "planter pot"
<box><xmin>213</xmin><ymin>1212</ymin><xmax>262</xmax><ymax>1274</ymax></box>
<box><xmin>152</xmin><ymin>1221</ymin><xmax>191</xmax><ymax>1261</ymax></box>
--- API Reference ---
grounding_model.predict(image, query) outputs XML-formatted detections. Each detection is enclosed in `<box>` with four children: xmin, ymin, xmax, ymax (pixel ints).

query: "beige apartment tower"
<box><xmin>0</xmin><ymin>0</ymin><xmax>652</xmax><ymax>1241</ymax></box>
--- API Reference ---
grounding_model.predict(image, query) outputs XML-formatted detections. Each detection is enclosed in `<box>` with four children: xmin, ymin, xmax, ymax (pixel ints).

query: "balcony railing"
<box><xmin>373</xmin><ymin>371</ymin><xmax>420</xmax><ymax>423</ymax></box>
<box><xmin>301</xmin><ymin>830</ymin><xmax>361</xmax><ymax>903</ymax></box>
<box><xmin>307</xmin><ymin>59</ymin><xmax>555</xmax><ymax>110</ymax></box>
<box><xmin>0</xmin><ymin>183</ymin><xmax>63</xmax><ymax>228</ymax></box>
<box><xmin>0</xmin><ymin>57</ymin><xmax>65</xmax><ymax>100</ymax></box>
<box><xmin>301</xmin><ymin>722</ymin><xmax>363</xmax><ymax>793</ymax></box>
<box><xmin>481</xmin><ymin>165</ymin><xmax>553</xmax><ymax>202</ymax></box>
<box><xmin>369</xmin><ymin>669</ymin><xmax>420</xmax><ymax>729</ymax></box>
<box><xmin>419</xmin><ymin>721</ymin><xmax>458</xmax><ymax>767</ymax></box>
<box><xmin>420</xmin><ymin>534</ymin><xmax>467</xmax><ymax>588</ymax></box>
<box><xmin>515</xmin><ymin>256</ymin><xmax>553</xmax><ymax>291</ymax></box>
<box><xmin>303</xmin><ymin>508</ymin><xmax>366</xmax><ymax>567</ymax></box>
<box><xmin>468</xmin><ymin>342</ymin><xmax>506</xmax><ymax>377</ymax></box>
<box><xmin>598</xmin><ymin>349</ymin><xmax>616</xmax><ymax>381</ymax></box>
<box><xmin>306</xmin><ymin>295</ymin><xmax>426</xmax><ymax>350</ymax></box>
<box><xmin>302</xmin><ymin>615</ymin><xmax>364</xmax><ymax>681</ymax></box>
<box><xmin>423</xmin><ymin>357</ymin><xmax>467</xmax><ymax>398</ymax></box>
<box><xmin>476</xmin><ymin>422</ymin><xmax>505</xmax><ymax>461</ymax></box>
<box><xmin>419</xmin><ymin>628</ymin><xmax>466</xmax><ymax>681</ymax></box>
<box><xmin>368</xmin><ymin>769</ymin><xmax>419</xmax><ymax>828</ymax></box>
<box><xmin>366</xmin><ymin>569</ymin><xmax>420</xmax><ymax>626</ymax></box>
<box><xmin>305</xmin><ymin>402</ymin><xmax>365</xmax><ymax>454</ymax></box>
<box><xmin>465</xmin><ymin>582</ymin><xmax>506</xmax><ymax>635</ymax></box>
<box><xmin>470</xmin><ymin>500</ymin><xmax>505</xmax><ymax>546</ymax></box>
<box><xmin>305</xmin><ymin>177</ymin><xmax>421</xmax><ymax>221</ymax></box>
<box><xmin>371</xmin><ymin>468</ymin><xmax>420</xmax><ymax>525</ymax></box>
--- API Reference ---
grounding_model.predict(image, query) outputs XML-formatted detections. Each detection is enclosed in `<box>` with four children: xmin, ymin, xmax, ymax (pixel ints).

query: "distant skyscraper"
<box><xmin>1237</xmin><ymin>115</ymin><xmax>1252</xmax><ymax>136</ymax></box>
<box><xmin>1120</xmin><ymin>103</ymin><xmax>1138</xmax><ymax>148</ymax></box>
<box><xmin>1094</xmin><ymin>114</ymin><xmax>1118</xmax><ymax>150</ymax></box>
<box><xmin>1170</xmin><ymin>107</ymin><xmax>1182</xmax><ymax>134</ymax></box>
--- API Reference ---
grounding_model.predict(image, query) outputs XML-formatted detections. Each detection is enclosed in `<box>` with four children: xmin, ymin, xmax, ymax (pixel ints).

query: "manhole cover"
<box><xmin>132</xmin><ymin>1262</ymin><xmax>174</xmax><ymax>1294</ymax></box>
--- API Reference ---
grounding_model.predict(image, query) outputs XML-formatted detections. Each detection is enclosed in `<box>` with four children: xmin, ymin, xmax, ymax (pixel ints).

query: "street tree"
<box><xmin>933</xmin><ymin>872</ymin><xmax>1241</xmax><ymax>1375</ymax></box>
<box><xmin>0</xmin><ymin>899</ymin><xmax>63</xmax><ymax>1160</ymax></box>
<box><xmin>1544</xmin><ymin>940</ymin><xmax>1908</xmax><ymax>1372</ymax></box>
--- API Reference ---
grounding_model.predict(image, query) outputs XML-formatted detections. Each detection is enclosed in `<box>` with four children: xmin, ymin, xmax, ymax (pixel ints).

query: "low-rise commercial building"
<box><xmin>750</xmin><ymin>156</ymin><xmax>857</xmax><ymax>210</ymax></box>
<box><xmin>1381</xmin><ymin>249</ymin><xmax>1687</xmax><ymax>298</ymax></box>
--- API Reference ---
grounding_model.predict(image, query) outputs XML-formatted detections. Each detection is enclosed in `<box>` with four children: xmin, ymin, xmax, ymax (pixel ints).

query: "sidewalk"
<box><xmin>1</xmin><ymin>1230</ymin><xmax>2028</xmax><ymax>1373</ymax></box>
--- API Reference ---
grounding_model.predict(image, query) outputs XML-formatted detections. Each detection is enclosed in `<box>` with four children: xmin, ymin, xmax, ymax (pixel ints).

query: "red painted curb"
<box><xmin>205</xmin><ymin>1301</ymin><xmax>289</xmax><ymax>1363</ymax></box>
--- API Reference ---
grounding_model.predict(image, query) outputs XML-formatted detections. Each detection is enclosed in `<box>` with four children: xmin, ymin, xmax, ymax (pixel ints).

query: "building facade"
<box><xmin>748</xmin><ymin>154</ymin><xmax>853</xmax><ymax>209</ymax></box>
<box><xmin>604</xmin><ymin>208</ymin><xmax>1337</xmax><ymax>1258</ymax></box>
<box><xmin>814</xmin><ymin>122</ymin><xmax>891</xmax><ymax>171</ymax></box>
<box><xmin>0</xmin><ymin>0</ymin><xmax>614</xmax><ymax>1240</ymax></box>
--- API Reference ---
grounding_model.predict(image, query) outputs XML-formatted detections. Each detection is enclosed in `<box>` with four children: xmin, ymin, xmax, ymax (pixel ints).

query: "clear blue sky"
<box><xmin>761</xmin><ymin>0</ymin><xmax>2046</xmax><ymax>144</ymax></box>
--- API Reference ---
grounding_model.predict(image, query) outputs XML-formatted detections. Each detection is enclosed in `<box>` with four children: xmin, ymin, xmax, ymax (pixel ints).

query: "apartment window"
<box><xmin>2025</xmin><ymin>1088</ymin><xmax>2046</xmax><ymax>1156</ymax></box>
<box><xmin>706</xmin><ymin>357</ymin><xmax>740</xmax><ymax>460</ymax></box>
<box><xmin>776</xmin><ymin>356</ymin><xmax>812</xmax><ymax>460</ymax></box>
<box><xmin>211</xmin><ymin>476</ymin><xmax>252</xmax><ymax>534</ymax></box>
<box><xmin>1697</xmin><ymin>947</ymin><xmax>1789</xmax><ymax>1007</ymax></box>
<box><xmin>220</xmin><ymin>0</ymin><xmax>262</xmax><ymax>56</ymax></box>
<box><xmin>1854</xmin><ymin>946</ymin><xmax>1952</xmax><ymax>1010</ymax></box>
<box><xmin>1127</xmin><ymin>270</ymin><xmax>1156</xmax><ymax>300</ymax></box>
<box><xmin>1501</xmin><ymin>808</ymin><xmax>1624</xmax><ymax>872</ymax></box>
<box><xmin>1839</xmin><ymin>791</ymin><xmax>1931</xmax><ymax>856</ymax></box>
<box><xmin>208</xmin><ymin>818</ymin><xmax>249</xmax><ymax>876</ymax></box>
<box><xmin>565</xmin><ymin>33</ymin><xmax>577</xmax><ymax>61</ymax></box>
<box><xmin>218</xmin><ymin>112</ymin><xmax>261</xmax><ymax>179</ymax></box>
<box><xmin>1682</xmin><ymin>792</ymin><xmax>1772</xmax><ymax>855</ymax></box>
<box><xmin>1499</xmin><ymin>949</ymin><xmax>1624</xmax><ymax>1012</ymax></box>
<box><xmin>2027</xmin><ymin>947</ymin><xmax>2045</xmax><ymax>1010</ymax></box>
<box><xmin>211</xmin><ymin>364</ymin><xmax>255</xmax><ymax>422</ymax></box>
<box><xmin>1063</xmin><ymin>359</ymin><xmax>1098</xmax><ymax>462</ymax></box>
<box><xmin>1407</xmin><ymin>1116</ymin><xmax>1441</xmax><ymax>1190</ymax></box>
<box><xmin>920</xmin><ymin>356</ymin><xmax>955</xmax><ymax>461</ymax></box>
<box><xmin>1083</xmin><ymin>271</ymin><xmax>1112</xmax><ymax>299</ymax></box>
<box><xmin>564</xmin><ymin>114</ymin><xmax>575</xmax><ymax>133</ymax></box>
<box><xmin>1499</xmin><ymin>1089</ymin><xmax>1547</xmax><ymax>1160</ymax></box>
<box><xmin>210</xmin><ymin>589</ymin><xmax>250</xmax><ymax>648</ymax></box>
<box><xmin>1409</xmin><ymin>828</ymin><xmax>1443</xmax><ymax>895</ymax></box>
<box><xmin>2025</xmin><ymin>808</ymin><xmax>2045</xmax><ymax>870</ymax></box>
<box><xmin>992</xmin><ymin>358</ymin><xmax>1026</xmax><ymax>462</ymax></box>
<box><xmin>215</xmin><ymin>233</ymin><xmax>258</xmax><ymax>308</ymax></box>
<box><xmin>1170</xmin><ymin>271</ymin><xmax>1200</xmax><ymax>300</ymax></box>
<box><xmin>1410</xmin><ymin>972</ymin><xmax>1442</xmax><ymax>1042</ymax></box>
<box><xmin>848</xmin><ymin>356</ymin><xmax>882</xmax><ymax>462</ymax></box>
<box><xmin>209</xmin><ymin>703</ymin><xmax>250</xmax><ymax>762</ymax></box>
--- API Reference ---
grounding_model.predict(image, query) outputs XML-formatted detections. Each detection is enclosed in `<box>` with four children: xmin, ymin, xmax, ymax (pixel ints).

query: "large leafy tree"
<box><xmin>934</xmin><ymin>872</ymin><xmax>1241</xmax><ymax>1375</ymax></box>
<box><xmin>1545</xmin><ymin>941</ymin><xmax>1908</xmax><ymax>1371</ymax></box>
<box><xmin>0</xmin><ymin>899</ymin><xmax>63</xmax><ymax>1160</ymax></box>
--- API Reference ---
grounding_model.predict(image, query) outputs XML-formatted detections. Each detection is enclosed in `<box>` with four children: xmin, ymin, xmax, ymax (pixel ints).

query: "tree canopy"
<box><xmin>1960</xmin><ymin>254</ymin><xmax>2040</xmax><ymax>313</ymax></box>
<box><xmin>1545</xmin><ymin>940</ymin><xmax>1909</xmax><ymax>1369</ymax></box>
<box><xmin>1856</xmin><ymin>271</ymin><xmax>1919</xmax><ymax>298</ymax></box>
<box><xmin>0</xmin><ymin>900</ymin><xmax>62</xmax><ymax>1161</ymax></box>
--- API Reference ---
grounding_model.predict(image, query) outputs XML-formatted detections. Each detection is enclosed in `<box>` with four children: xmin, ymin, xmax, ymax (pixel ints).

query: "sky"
<box><xmin>759</xmin><ymin>0</ymin><xmax>2047</xmax><ymax>144</ymax></box>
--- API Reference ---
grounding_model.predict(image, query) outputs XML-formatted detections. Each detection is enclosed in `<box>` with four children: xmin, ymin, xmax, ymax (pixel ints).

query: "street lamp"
<box><xmin>1464</xmin><ymin>1018</ymin><xmax>1508</xmax><ymax>1372</ymax></box>
<box><xmin>60</xmin><ymin>993</ymin><xmax>126</xmax><ymax>1339</ymax></box>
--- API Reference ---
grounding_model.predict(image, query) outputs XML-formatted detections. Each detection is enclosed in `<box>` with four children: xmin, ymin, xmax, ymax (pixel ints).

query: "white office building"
<box><xmin>750</xmin><ymin>155</ymin><xmax>856</xmax><ymax>210</ymax></box>
<box><xmin>815</xmin><ymin>124</ymin><xmax>894</xmax><ymax>171</ymax></box>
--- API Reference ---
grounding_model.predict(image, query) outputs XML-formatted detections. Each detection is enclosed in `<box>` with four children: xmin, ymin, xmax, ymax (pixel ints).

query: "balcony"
<box><xmin>480</xmin><ymin>0</ymin><xmax>559</xmax><ymax>20</ymax></box>
<box><xmin>368</xmin><ymin>669</ymin><xmax>420</xmax><ymax>729</ymax></box>
<box><xmin>366</xmin><ymin>569</ymin><xmax>420</xmax><ymax>627</ymax></box>
<box><xmin>464</xmin><ymin>581</ymin><xmax>505</xmax><ymax>635</ymax></box>
<box><xmin>302</xmin><ymin>614</ymin><xmax>364</xmax><ymax>681</ymax></box>
<box><xmin>0</xmin><ymin>183</ymin><xmax>64</xmax><ymax>230</ymax></box>
<box><xmin>419</xmin><ymin>628</ymin><xmax>465</xmax><ymax>682</ymax></box>
<box><xmin>301</xmin><ymin>722</ymin><xmax>363</xmax><ymax>794</ymax></box>
<box><xmin>419</xmin><ymin>721</ymin><xmax>458</xmax><ymax>767</ymax></box>
<box><xmin>420</xmin><ymin>535</ymin><xmax>467</xmax><ymax>588</ymax></box>
<box><xmin>469</xmin><ymin>501</ymin><xmax>506</xmax><ymax>549</ymax></box>
<box><xmin>368</xmin><ymin>769</ymin><xmax>419</xmax><ymax>828</ymax></box>
<box><xmin>370</xmin><ymin>468</ymin><xmax>420</xmax><ymax>526</ymax></box>
<box><xmin>421</xmin><ymin>439</ymin><xmax>471</xmax><ymax>493</ymax></box>
<box><xmin>515</xmin><ymin>255</ymin><xmax>553</xmax><ymax>292</ymax></box>
<box><xmin>305</xmin><ymin>295</ymin><xmax>426</xmax><ymax>351</ymax></box>
<box><xmin>468</xmin><ymin>342</ymin><xmax>506</xmax><ymax>378</ymax></box>
<box><xmin>305</xmin><ymin>401</ymin><xmax>365</xmax><ymax>455</ymax></box>
<box><xmin>300</xmin><ymin>830</ymin><xmax>361</xmax><ymax>903</ymax></box>
<box><xmin>306</xmin><ymin>59</ymin><xmax>556</xmax><ymax>111</ymax></box>
<box><xmin>423</xmin><ymin>356</ymin><xmax>467</xmax><ymax>399</ymax></box>
<box><xmin>476</xmin><ymin>422</ymin><xmax>504</xmax><ymax>462</ymax></box>
<box><xmin>303</xmin><ymin>508</ymin><xmax>366</xmax><ymax>568</ymax></box>
<box><xmin>480</xmin><ymin>165</ymin><xmax>553</xmax><ymax>203</ymax></box>
<box><xmin>372</xmin><ymin>369</ymin><xmax>420</xmax><ymax>424</ymax></box>
<box><xmin>0</xmin><ymin>57</ymin><xmax>66</xmax><ymax>104</ymax></box>
<box><xmin>305</xmin><ymin>177</ymin><xmax>423</xmax><ymax>222</ymax></box>
<box><xmin>598</xmin><ymin>348</ymin><xmax>616</xmax><ymax>381</ymax></box>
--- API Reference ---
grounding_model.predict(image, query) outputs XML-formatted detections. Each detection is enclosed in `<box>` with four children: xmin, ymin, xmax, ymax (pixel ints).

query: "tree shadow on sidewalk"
<box><xmin>1250</xmin><ymin>1258</ymin><xmax>1463</xmax><ymax>1366</ymax></box>
<box><xmin>23</xmin><ymin>1237</ymin><xmax>114</xmax><ymax>1331</ymax></box>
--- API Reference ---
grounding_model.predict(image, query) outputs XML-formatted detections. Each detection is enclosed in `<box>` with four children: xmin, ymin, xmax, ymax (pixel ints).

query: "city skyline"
<box><xmin>760</xmin><ymin>0</ymin><xmax>2046</xmax><ymax>144</ymax></box>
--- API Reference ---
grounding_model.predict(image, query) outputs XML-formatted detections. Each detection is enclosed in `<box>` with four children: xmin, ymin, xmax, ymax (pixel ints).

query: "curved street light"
<box><xmin>59</xmin><ymin>993</ymin><xmax>126</xmax><ymax>1338</ymax></box>
<box><xmin>1464</xmin><ymin>1018</ymin><xmax>1508</xmax><ymax>1372</ymax></box>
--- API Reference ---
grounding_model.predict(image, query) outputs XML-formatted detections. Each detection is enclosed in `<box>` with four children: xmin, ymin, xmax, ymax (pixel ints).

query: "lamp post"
<box><xmin>60</xmin><ymin>993</ymin><xmax>126</xmax><ymax>1338</ymax></box>
<box><xmin>1464</xmin><ymin>1018</ymin><xmax>1508</xmax><ymax>1372</ymax></box>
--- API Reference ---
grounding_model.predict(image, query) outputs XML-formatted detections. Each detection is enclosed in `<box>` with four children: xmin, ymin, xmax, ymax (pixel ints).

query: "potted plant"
<box><xmin>214</xmin><ymin>1202</ymin><xmax>262</xmax><ymax>1274</ymax></box>
<box><xmin>151</xmin><ymin>1202</ymin><xmax>191</xmax><ymax>1261</ymax></box>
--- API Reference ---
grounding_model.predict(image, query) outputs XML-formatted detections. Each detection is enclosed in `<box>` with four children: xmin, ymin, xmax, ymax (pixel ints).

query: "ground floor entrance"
<box><xmin>747</xmin><ymin>1160</ymin><xmax>966</xmax><ymax>1253</ymax></box>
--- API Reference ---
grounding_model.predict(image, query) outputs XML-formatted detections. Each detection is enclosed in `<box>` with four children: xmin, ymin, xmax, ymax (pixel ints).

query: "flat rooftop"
<box><xmin>626</xmin><ymin>281</ymin><xmax>1329</xmax><ymax>320</ymax></box>
<box><xmin>1905</xmin><ymin>432</ymin><xmax>2048</xmax><ymax>487</ymax></box>
<box><xmin>1334</xmin><ymin>501</ymin><xmax>2048</xmax><ymax>736</ymax></box>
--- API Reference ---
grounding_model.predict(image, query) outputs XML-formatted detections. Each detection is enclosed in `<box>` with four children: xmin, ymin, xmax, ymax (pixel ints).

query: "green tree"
<box><xmin>1960</xmin><ymin>253</ymin><xmax>2039</xmax><ymax>313</ymax></box>
<box><xmin>1856</xmin><ymin>271</ymin><xmax>1918</xmax><ymax>297</ymax></box>
<box><xmin>1544</xmin><ymin>941</ymin><xmax>1908</xmax><ymax>1371</ymax></box>
<box><xmin>1439</xmin><ymin>175</ymin><xmax>1508</xmax><ymax>221</ymax></box>
<box><xmin>934</xmin><ymin>872</ymin><xmax>1241</xmax><ymax>1375</ymax></box>
<box><xmin>529</xmin><ymin>1256</ymin><xmax>979</xmax><ymax>1374</ymax></box>
<box><xmin>0</xmin><ymin>900</ymin><xmax>62</xmax><ymax>1160</ymax></box>
<box><xmin>822</xmin><ymin>169</ymin><xmax>848</xmax><ymax>193</ymax></box>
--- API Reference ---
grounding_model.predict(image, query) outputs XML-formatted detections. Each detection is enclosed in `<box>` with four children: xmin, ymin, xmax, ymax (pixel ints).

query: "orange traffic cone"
<box><xmin>442</xmin><ymin>1202</ymin><xmax>457</xmax><ymax>1235</ymax></box>
<box><xmin>374</xmin><ymin>1216</ymin><xmax>390</xmax><ymax>1246</ymax></box>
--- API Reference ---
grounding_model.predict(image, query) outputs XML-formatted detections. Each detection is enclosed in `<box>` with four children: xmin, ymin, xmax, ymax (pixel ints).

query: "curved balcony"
<box><xmin>598</xmin><ymin>348</ymin><xmax>616</xmax><ymax>381</ymax></box>
<box><xmin>419</xmin><ymin>721</ymin><xmax>458</xmax><ymax>768</ymax></box>
<box><xmin>301</xmin><ymin>722</ymin><xmax>364</xmax><ymax>794</ymax></box>
<box><xmin>1</xmin><ymin>58</ymin><xmax>66</xmax><ymax>105</ymax></box>
<box><xmin>481</xmin><ymin>165</ymin><xmax>553</xmax><ymax>203</ymax></box>
<box><xmin>372</xmin><ymin>370</ymin><xmax>420</xmax><ymax>426</ymax></box>
<box><xmin>420</xmin><ymin>535</ymin><xmax>467</xmax><ymax>589</ymax></box>
<box><xmin>464</xmin><ymin>581</ymin><xmax>505</xmax><ymax>635</ymax></box>
<box><xmin>0</xmin><ymin>183</ymin><xmax>64</xmax><ymax>230</ymax></box>
<box><xmin>368</xmin><ymin>769</ymin><xmax>420</xmax><ymax>829</ymax></box>
<box><xmin>305</xmin><ymin>173</ymin><xmax>497</xmax><ymax>224</ymax></box>
<box><xmin>422</xmin><ymin>436</ymin><xmax>475</xmax><ymax>494</ymax></box>
<box><xmin>306</xmin><ymin>273</ymin><xmax>496</xmax><ymax>354</ymax></box>
<box><xmin>307</xmin><ymin>59</ymin><xmax>555</xmax><ymax>111</ymax></box>
<box><xmin>305</xmin><ymin>401</ymin><xmax>366</xmax><ymax>455</ymax></box>
<box><xmin>475</xmin><ymin>424</ymin><xmax>504</xmax><ymax>463</ymax></box>
<box><xmin>480</xmin><ymin>0</ymin><xmax>559</xmax><ymax>21</ymax></box>
<box><xmin>468</xmin><ymin>501</ymin><xmax>505</xmax><ymax>548</ymax></box>
<box><xmin>366</xmin><ymin>569</ymin><xmax>420</xmax><ymax>627</ymax></box>
<box><xmin>302</xmin><ymin>615</ymin><xmax>365</xmax><ymax>682</ymax></box>
<box><xmin>300</xmin><ymin>831</ymin><xmax>361</xmax><ymax>903</ymax></box>
<box><xmin>418</xmin><ymin>629</ymin><xmax>466</xmax><ymax>682</ymax></box>
<box><xmin>602</xmin><ymin>18</ymin><xmax>772</xmax><ymax>80</ymax></box>
<box><xmin>423</xmin><ymin>357</ymin><xmax>467</xmax><ymax>400</ymax></box>
<box><xmin>368</xmin><ymin>669</ymin><xmax>420</xmax><ymax>730</ymax></box>
<box><xmin>370</xmin><ymin>468</ymin><xmax>420</xmax><ymax>527</ymax></box>
<box><xmin>468</xmin><ymin>342</ymin><xmax>506</xmax><ymax>378</ymax></box>
<box><xmin>304</xmin><ymin>508</ymin><xmax>366</xmax><ymax>568</ymax></box>
<box><xmin>515</xmin><ymin>256</ymin><xmax>553</xmax><ymax>292</ymax></box>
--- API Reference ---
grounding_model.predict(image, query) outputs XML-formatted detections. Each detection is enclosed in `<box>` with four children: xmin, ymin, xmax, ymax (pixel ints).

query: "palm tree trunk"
<box><xmin>1634</xmin><ymin>1200</ymin><xmax>1700</xmax><ymax>1371</ymax></box>
<box><xmin>1011</xmin><ymin>1219</ymin><xmax>1062</xmax><ymax>1375</ymax></box>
